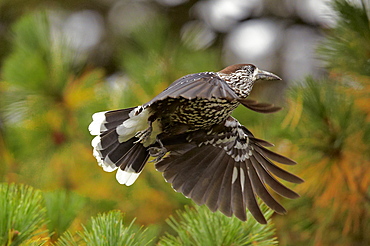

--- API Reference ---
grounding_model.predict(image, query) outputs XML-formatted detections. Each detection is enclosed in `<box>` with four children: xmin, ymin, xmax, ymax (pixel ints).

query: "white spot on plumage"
<box><xmin>88</xmin><ymin>111</ymin><xmax>107</xmax><ymax>135</ymax></box>
<box><xmin>224</xmin><ymin>118</ymin><xmax>239</xmax><ymax>128</ymax></box>
<box><xmin>116</xmin><ymin>107</ymin><xmax>150</xmax><ymax>143</ymax></box>
<box><xmin>224</xmin><ymin>119</ymin><xmax>233</xmax><ymax>127</ymax></box>
<box><xmin>232</xmin><ymin>167</ymin><xmax>238</xmax><ymax>184</ymax></box>
<box><xmin>116</xmin><ymin>168</ymin><xmax>141</xmax><ymax>186</ymax></box>
<box><xmin>122</xmin><ymin>119</ymin><xmax>137</xmax><ymax>128</ymax></box>
<box><xmin>215</xmin><ymin>139</ymin><xmax>223</xmax><ymax>145</ymax></box>
<box><xmin>234</xmin><ymin>141</ymin><xmax>245</xmax><ymax>149</ymax></box>
<box><xmin>129</xmin><ymin>106</ymin><xmax>143</xmax><ymax>117</ymax></box>
<box><xmin>126</xmin><ymin>173</ymin><xmax>140</xmax><ymax>186</ymax></box>
<box><xmin>101</xmin><ymin>162</ymin><xmax>118</xmax><ymax>172</ymax></box>
<box><xmin>216</xmin><ymin>135</ymin><xmax>233</xmax><ymax>145</ymax></box>
<box><xmin>91</xmin><ymin>136</ymin><xmax>102</xmax><ymax>150</ymax></box>
<box><xmin>104</xmin><ymin>155</ymin><xmax>115</xmax><ymax>166</ymax></box>
<box><xmin>240</xmin><ymin>167</ymin><xmax>245</xmax><ymax>192</ymax></box>
<box><xmin>237</xmin><ymin>128</ymin><xmax>245</xmax><ymax>139</ymax></box>
<box><xmin>92</xmin><ymin>148</ymin><xmax>102</xmax><ymax>159</ymax></box>
<box><xmin>93</xmin><ymin>151</ymin><xmax>117</xmax><ymax>172</ymax></box>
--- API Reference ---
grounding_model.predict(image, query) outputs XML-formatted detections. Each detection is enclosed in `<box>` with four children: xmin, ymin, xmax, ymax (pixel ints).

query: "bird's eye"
<box><xmin>241</xmin><ymin>65</ymin><xmax>255</xmax><ymax>75</ymax></box>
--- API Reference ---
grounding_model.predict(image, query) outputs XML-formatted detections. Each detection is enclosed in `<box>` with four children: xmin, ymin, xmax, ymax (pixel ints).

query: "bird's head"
<box><xmin>218</xmin><ymin>64</ymin><xmax>281</xmax><ymax>98</ymax></box>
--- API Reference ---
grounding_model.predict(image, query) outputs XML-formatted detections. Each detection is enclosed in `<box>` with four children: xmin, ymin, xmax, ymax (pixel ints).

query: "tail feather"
<box><xmin>104</xmin><ymin>108</ymin><xmax>136</xmax><ymax>122</ymax></box>
<box><xmin>105</xmin><ymin>138</ymin><xmax>137</xmax><ymax>164</ymax></box>
<box><xmin>89</xmin><ymin>106</ymin><xmax>150</xmax><ymax>186</ymax></box>
<box><xmin>93</xmin><ymin>129</ymin><xmax>118</xmax><ymax>150</ymax></box>
<box><xmin>115</xmin><ymin>142</ymin><xmax>150</xmax><ymax>185</ymax></box>
<box><xmin>89</xmin><ymin>108</ymin><xmax>135</xmax><ymax>136</ymax></box>
<box><xmin>115</xmin><ymin>141</ymin><xmax>149</xmax><ymax>172</ymax></box>
<box><xmin>99</xmin><ymin>142</ymin><xmax>120</xmax><ymax>158</ymax></box>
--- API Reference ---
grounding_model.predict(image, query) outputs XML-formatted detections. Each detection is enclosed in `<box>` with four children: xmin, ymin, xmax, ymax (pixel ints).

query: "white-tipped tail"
<box><xmin>116</xmin><ymin>168</ymin><xmax>142</xmax><ymax>186</ymax></box>
<box><xmin>92</xmin><ymin>148</ymin><xmax>118</xmax><ymax>172</ymax></box>
<box><xmin>91</xmin><ymin>135</ymin><xmax>102</xmax><ymax>150</ymax></box>
<box><xmin>89</xmin><ymin>111</ymin><xmax>108</xmax><ymax>135</ymax></box>
<box><xmin>89</xmin><ymin>106</ymin><xmax>150</xmax><ymax>186</ymax></box>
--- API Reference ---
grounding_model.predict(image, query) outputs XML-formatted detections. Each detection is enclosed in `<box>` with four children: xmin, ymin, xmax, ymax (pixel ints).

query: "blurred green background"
<box><xmin>0</xmin><ymin>0</ymin><xmax>369</xmax><ymax>245</ymax></box>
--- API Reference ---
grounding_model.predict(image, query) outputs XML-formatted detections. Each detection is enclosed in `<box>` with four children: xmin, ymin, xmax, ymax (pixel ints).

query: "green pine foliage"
<box><xmin>2</xmin><ymin>12</ymin><xmax>75</xmax><ymax>121</ymax></box>
<box><xmin>53</xmin><ymin>231</ymin><xmax>82</xmax><ymax>246</ymax></box>
<box><xmin>159</xmin><ymin>205</ymin><xmax>278</xmax><ymax>246</ymax></box>
<box><xmin>55</xmin><ymin>211</ymin><xmax>157</xmax><ymax>246</ymax></box>
<box><xmin>0</xmin><ymin>183</ymin><xmax>47</xmax><ymax>246</ymax></box>
<box><xmin>291</xmin><ymin>77</ymin><xmax>363</xmax><ymax>157</ymax></box>
<box><xmin>79</xmin><ymin>211</ymin><xmax>154</xmax><ymax>246</ymax></box>
<box><xmin>274</xmin><ymin>1</ymin><xmax>370</xmax><ymax>245</ymax></box>
<box><xmin>0</xmin><ymin>10</ymin><xmax>108</xmax><ymax>191</ymax></box>
<box><xmin>318</xmin><ymin>0</ymin><xmax>370</xmax><ymax>76</ymax></box>
<box><xmin>43</xmin><ymin>190</ymin><xmax>86</xmax><ymax>241</ymax></box>
<box><xmin>0</xmin><ymin>183</ymin><xmax>278</xmax><ymax>245</ymax></box>
<box><xmin>279</xmin><ymin>78</ymin><xmax>370</xmax><ymax>244</ymax></box>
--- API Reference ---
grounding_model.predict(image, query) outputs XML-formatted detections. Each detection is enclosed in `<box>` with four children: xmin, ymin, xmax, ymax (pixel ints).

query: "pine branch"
<box><xmin>80</xmin><ymin>210</ymin><xmax>154</xmax><ymax>246</ymax></box>
<box><xmin>0</xmin><ymin>183</ymin><xmax>47</xmax><ymax>245</ymax></box>
<box><xmin>159</xmin><ymin>205</ymin><xmax>278</xmax><ymax>246</ymax></box>
<box><xmin>43</xmin><ymin>190</ymin><xmax>86</xmax><ymax>241</ymax></box>
<box><xmin>318</xmin><ymin>0</ymin><xmax>370</xmax><ymax>76</ymax></box>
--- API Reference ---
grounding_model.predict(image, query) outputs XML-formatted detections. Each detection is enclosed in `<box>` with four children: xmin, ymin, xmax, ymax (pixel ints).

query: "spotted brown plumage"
<box><xmin>89</xmin><ymin>64</ymin><xmax>303</xmax><ymax>223</ymax></box>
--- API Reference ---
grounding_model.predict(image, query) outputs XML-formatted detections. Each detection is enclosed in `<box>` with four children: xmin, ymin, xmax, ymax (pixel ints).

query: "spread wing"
<box><xmin>155</xmin><ymin>116</ymin><xmax>303</xmax><ymax>223</ymax></box>
<box><xmin>144</xmin><ymin>72</ymin><xmax>239</xmax><ymax>107</ymax></box>
<box><xmin>144</xmin><ymin>72</ymin><xmax>282</xmax><ymax>114</ymax></box>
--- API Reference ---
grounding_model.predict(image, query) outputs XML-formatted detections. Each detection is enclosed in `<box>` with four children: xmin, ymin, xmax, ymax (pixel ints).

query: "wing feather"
<box><xmin>163</xmin><ymin>149</ymin><xmax>206</xmax><ymax>185</ymax></box>
<box><xmin>254</xmin><ymin>145</ymin><xmax>297</xmax><ymax>165</ymax></box>
<box><xmin>145</xmin><ymin>73</ymin><xmax>238</xmax><ymax>107</ymax></box>
<box><xmin>203</xmin><ymin>154</ymin><xmax>231</xmax><ymax>212</ymax></box>
<box><xmin>253</xmin><ymin>152</ymin><xmax>304</xmax><ymax>183</ymax></box>
<box><xmin>176</xmin><ymin>150</ymin><xmax>217</xmax><ymax>195</ymax></box>
<box><xmin>190</xmin><ymin>151</ymin><xmax>228</xmax><ymax>205</ymax></box>
<box><xmin>217</xmin><ymin>158</ymin><xmax>234</xmax><ymax>217</ymax></box>
<box><xmin>250</xmin><ymin>155</ymin><xmax>300</xmax><ymax>199</ymax></box>
<box><xmin>231</xmin><ymin>163</ymin><xmax>247</xmax><ymax>221</ymax></box>
<box><xmin>183</xmin><ymin>148</ymin><xmax>225</xmax><ymax>198</ymax></box>
<box><xmin>156</xmin><ymin>116</ymin><xmax>302</xmax><ymax>223</ymax></box>
<box><xmin>239</xmin><ymin>99</ymin><xmax>282</xmax><ymax>114</ymax></box>
<box><xmin>243</xmin><ymin>160</ymin><xmax>267</xmax><ymax>224</ymax></box>
<box><xmin>248</xmin><ymin>161</ymin><xmax>286</xmax><ymax>214</ymax></box>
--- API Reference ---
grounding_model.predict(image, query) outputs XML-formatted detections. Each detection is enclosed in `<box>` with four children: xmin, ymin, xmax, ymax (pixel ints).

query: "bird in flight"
<box><xmin>89</xmin><ymin>64</ymin><xmax>303</xmax><ymax>224</ymax></box>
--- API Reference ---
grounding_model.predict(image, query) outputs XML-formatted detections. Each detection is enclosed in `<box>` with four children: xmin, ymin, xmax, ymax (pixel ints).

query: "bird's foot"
<box><xmin>148</xmin><ymin>138</ymin><xmax>167</xmax><ymax>162</ymax></box>
<box><xmin>148</xmin><ymin>147</ymin><xmax>167</xmax><ymax>162</ymax></box>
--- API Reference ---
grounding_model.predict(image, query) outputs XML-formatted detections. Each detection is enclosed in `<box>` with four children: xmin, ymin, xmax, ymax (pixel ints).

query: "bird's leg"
<box><xmin>148</xmin><ymin>136</ymin><xmax>167</xmax><ymax>162</ymax></box>
<box><xmin>134</xmin><ymin>126</ymin><xmax>152</xmax><ymax>143</ymax></box>
<box><xmin>134</xmin><ymin>115</ymin><xmax>157</xmax><ymax>144</ymax></box>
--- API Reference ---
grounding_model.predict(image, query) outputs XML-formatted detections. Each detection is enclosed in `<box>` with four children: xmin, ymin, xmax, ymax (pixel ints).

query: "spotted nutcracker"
<box><xmin>89</xmin><ymin>64</ymin><xmax>303</xmax><ymax>224</ymax></box>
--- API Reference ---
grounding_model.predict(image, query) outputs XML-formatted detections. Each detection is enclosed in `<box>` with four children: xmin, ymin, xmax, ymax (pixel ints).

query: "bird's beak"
<box><xmin>256</xmin><ymin>69</ymin><xmax>282</xmax><ymax>81</ymax></box>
